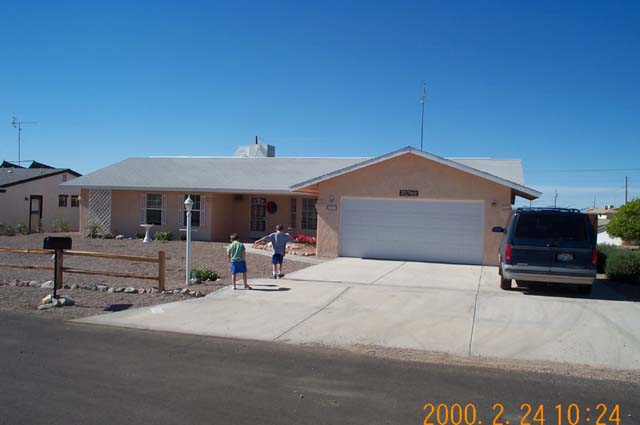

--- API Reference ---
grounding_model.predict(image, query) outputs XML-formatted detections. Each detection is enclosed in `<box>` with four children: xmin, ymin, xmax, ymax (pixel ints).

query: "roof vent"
<box><xmin>233</xmin><ymin>142</ymin><xmax>276</xmax><ymax>158</ymax></box>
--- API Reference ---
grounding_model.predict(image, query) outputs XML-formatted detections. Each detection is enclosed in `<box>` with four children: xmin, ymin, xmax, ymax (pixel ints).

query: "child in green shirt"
<box><xmin>227</xmin><ymin>233</ymin><xmax>252</xmax><ymax>290</ymax></box>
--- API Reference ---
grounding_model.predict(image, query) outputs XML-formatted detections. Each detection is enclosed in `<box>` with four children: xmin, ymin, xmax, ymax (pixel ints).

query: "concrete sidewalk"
<box><xmin>75</xmin><ymin>258</ymin><xmax>640</xmax><ymax>370</ymax></box>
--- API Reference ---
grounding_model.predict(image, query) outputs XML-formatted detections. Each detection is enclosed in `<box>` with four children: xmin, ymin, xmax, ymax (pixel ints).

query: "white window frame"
<box><xmin>301</xmin><ymin>198</ymin><xmax>317</xmax><ymax>230</ymax></box>
<box><xmin>141</xmin><ymin>193</ymin><xmax>166</xmax><ymax>226</ymax></box>
<box><xmin>179</xmin><ymin>194</ymin><xmax>205</xmax><ymax>227</ymax></box>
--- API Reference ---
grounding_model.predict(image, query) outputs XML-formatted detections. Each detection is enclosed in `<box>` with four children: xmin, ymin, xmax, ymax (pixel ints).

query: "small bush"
<box><xmin>135</xmin><ymin>232</ymin><xmax>145</xmax><ymax>239</ymax></box>
<box><xmin>291</xmin><ymin>233</ymin><xmax>317</xmax><ymax>244</ymax></box>
<box><xmin>4</xmin><ymin>225</ymin><xmax>16</xmax><ymax>236</ymax></box>
<box><xmin>191</xmin><ymin>268</ymin><xmax>219</xmax><ymax>281</ymax></box>
<box><xmin>154</xmin><ymin>231</ymin><xmax>173</xmax><ymax>241</ymax></box>
<box><xmin>597</xmin><ymin>244</ymin><xmax>621</xmax><ymax>274</ymax></box>
<box><xmin>180</xmin><ymin>233</ymin><xmax>187</xmax><ymax>241</ymax></box>
<box><xmin>51</xmin><ymin>219</ymin><xmax>71</xmax><ymax>233</ymax></box>
<box><xmin>15</xmin><ymin>223</ymin><xmax>28</xmax><ymax>235</ymax></box>
<box><xmin>87</xmin><ymin>222</ymin><xmax>102</xmax><ymax>239</ymax></box>
<box><xmin>604</xmin><ymin>248</ymin><xmax>640</xmax><ymax>282</ymax></box>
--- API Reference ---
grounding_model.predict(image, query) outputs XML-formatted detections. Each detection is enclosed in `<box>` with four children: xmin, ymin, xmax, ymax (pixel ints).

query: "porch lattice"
<box><xmin>88</xmin><ymin>190</ymin><xmax>112</xmax><ymax>234</ymax></box>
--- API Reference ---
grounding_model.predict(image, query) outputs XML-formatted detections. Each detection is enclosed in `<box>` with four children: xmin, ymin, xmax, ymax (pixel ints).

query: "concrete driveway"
<box><xmin>76</xmin><ymin>258</ymin><xmax>640</xmax><ymax>370</ymax></box>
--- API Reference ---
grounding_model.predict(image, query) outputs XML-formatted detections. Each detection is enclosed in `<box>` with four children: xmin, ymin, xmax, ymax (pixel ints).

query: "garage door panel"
<box><xmin>339</xmin><ymin>198</ymin><xmax>484</xmax><ymax>265</ymax></box>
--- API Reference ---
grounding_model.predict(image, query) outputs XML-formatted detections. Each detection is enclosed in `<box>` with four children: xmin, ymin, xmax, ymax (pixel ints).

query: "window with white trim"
<box><xmin>290</xmin><ymin>198</ymin><xmax>297</xmax><ymax>230</ymax></box>
<box><xmin>250</xmin><ymin>198</ymin><xmax>266</xmax><ymax>232</ymax></box>
<box><xmin>58</xmin><ymin>195</ymin><xmax>68</xmax><ymax>207</ymax></box>
<box><xmin>301</xmin><ymin>198</ymin><xmax>317</xmax><ymax>230</ymax></box>
<box><xmin>182</xmin><ymin>195</ymin><xmax>203</xmax><ymax>227</ymax></box>
<box><xmin>143</xmin><ymin>193</ymin><xmax>165</xmax><ymax>225</ymax></box>
<box><xmin>70</xmin><ymin>195</ymin><xmax>79</xmax><ymax>207</ymax></box>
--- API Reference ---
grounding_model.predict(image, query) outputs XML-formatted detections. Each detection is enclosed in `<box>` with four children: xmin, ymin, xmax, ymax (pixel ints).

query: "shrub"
<box><xmin>135</xmin><ymin>232</ymin><xmax>145</xmax><ymax>239</ymax></box>
<box><xmin>87</xmin><ymin>222</ymin><xmax>102</xmax><ymax>239</ymax></box>
<box><xmin>607</xmin><ymin>199</ymin><xmax>640</xmax><ymax>242</ymax></box>
<box><xmin>597</xmin><ymin>244</ymin><xmax>621</xmax><ymax>274</ymax></box>
<box><xmin>4</xmin><ymin>225</ymin><xmax>15</xmax><ymax>236</ymax></box>
<box><xmin>180</xmin><ymin>233</ymin><xmax>187</xmax><ymax>241</ymax></box>
<box><xmin>51</xmin><ymin>219</ymin><xmax>71</xmax><ymax>233</ymax></box>
<box><xmin>191</xmin><ymin>268</ymin><xmax>219</xmax><ymax>281</ymax></box>
<box><xmin>154</xmin><ymin>231</ymin><xmax>173</xmax><ymax>241</ymax></box>
<box><xmin>604</xmin><ymin>248</ymin><xmax>640</xmax><ymax>282</ymax></box>
<box><xmin>15</xmin><ymin>223</ymin><xmax>28</xmax><ymax>235</ymax></box>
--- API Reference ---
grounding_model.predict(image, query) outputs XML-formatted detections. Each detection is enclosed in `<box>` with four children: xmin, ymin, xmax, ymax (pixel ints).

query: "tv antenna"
<box><xmin>11</xmin><ymin>116</ymin><xmax>38</xmax><ymax>165</ymax></box>
<box><xmin>419</xmin><ymin>81</ymin><xmax>426</xmax><ymax>151</ymax></box>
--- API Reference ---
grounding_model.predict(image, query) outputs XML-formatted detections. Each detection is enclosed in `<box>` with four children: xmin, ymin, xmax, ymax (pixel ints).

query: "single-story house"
<box><xmin>0</xmin><ymin>161</ymin><xmax>82</xmax><ymax>233</ymax></box>
<box><xmin>63</xmin><ymin>145</ymin><xmax>541</xmax><ymax>266</ymax></box>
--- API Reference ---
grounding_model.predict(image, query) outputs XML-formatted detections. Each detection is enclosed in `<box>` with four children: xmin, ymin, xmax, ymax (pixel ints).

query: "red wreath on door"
<box><xmin>266</xmin><ymin>201</ymin><xmax>278</xmax><ymax>214</ymax></box>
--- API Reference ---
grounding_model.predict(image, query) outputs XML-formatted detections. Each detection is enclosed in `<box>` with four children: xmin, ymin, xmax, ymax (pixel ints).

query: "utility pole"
<box><xmin>554</xmin><ymin>189</ymin><xmax>558</xmax><ymax>208</ymax></box>
<box><xmin>625</xmin><ymin>176</ymin><xmax>628</xmax><ymax>204</ymax></box>
<box><xmin>11</xmin><ymin>116</ymin><xmax>38</xmax><ymax>165</ymax></box>
<box><xmin>419</xmin><ymin>81</ymin><xmax>426</xmax><ymax>151</ymax></box>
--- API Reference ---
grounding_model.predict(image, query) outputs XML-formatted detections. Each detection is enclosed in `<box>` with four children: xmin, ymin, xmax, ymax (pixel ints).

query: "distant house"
<box><xmin>585</xmin><ymin>205</ymin><xmax>621</xmax><ymax>246</ymax></box>
<box><xmin>63</xmin><ymin>145</ymin><xmax>541</xmax><ymax>266</ymax></box>
<box><xmin>0</xmin><ymin>161</ymin><xmax>82</xmax><ymax>233</ymax></box>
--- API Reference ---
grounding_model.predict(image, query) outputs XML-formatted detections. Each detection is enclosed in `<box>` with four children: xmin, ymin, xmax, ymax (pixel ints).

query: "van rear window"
<box><xmin>514</xmin><ymin>214</ymin><xmax>588</xmax><ymax>241</ymax></box>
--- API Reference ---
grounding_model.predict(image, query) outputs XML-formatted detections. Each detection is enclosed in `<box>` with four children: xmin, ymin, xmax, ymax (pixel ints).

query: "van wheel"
<box><xmin>577</xmin><ymin>285</ymin><xmax>592</xmax><ymax>295</ymax></box>
<box><xmin>500</xmin><ymin>277</ymin><xmax>512</xmax><ymax>290</ymax></box>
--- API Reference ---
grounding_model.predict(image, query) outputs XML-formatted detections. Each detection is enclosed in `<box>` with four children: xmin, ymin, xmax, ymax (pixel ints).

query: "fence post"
<box><xmin>158</xmin><ymin>251</ymin><xmax>165</xmax><ymax>292</ymax></box>
<box><xmin>54</xmin><ymin>250</ymin><xmax>64</xmax><ymax>293</ymax></box>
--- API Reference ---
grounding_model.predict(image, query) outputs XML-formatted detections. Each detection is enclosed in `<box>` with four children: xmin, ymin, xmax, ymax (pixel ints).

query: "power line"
<box><xmin>528</xmin><ymin>168</ymin><xmax>640</xmax><ymax>174</ymax></box>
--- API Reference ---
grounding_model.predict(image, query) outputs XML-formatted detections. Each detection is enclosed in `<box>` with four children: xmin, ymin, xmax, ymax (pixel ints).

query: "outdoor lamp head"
<box><xmin>184</xmin><ymin>196</ymin><xmax>194</xmax><ymax>211</ymax></box>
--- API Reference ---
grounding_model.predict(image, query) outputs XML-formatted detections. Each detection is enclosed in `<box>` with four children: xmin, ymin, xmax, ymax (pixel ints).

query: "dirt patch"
<box><xmin>0</xmin><ymin>233</ymin><xmax>313</xmax><ymax>319</ymax></box>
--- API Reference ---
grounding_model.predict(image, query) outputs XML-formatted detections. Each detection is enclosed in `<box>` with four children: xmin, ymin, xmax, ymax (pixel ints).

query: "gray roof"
<box><xmin>0</xmin><ymin>167</ymin><xmax>76</xmax><ymax>188</ymax></box>
<box><xmin>63</xmin><ymin>153</ymin><xmax>532</xmax><ymax>194</ymax></box>
<box><xmin>63</xmin><ymin>157</ymin><xmax>369</xmax><ymax>193</ymax></box>
<box><xmin>448</xmin><ymin>158</ymin><xmax>524</xmax><ymax>185</ymax></box>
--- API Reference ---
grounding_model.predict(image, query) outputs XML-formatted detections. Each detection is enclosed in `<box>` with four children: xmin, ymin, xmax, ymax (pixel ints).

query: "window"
<box><xmin>71</xmin><ymin>195</ymin><xmax>79</xmax><ymax>207</ymax></box>
<box><xmin>290</xmin><ymin>198</ymin><xmax>297</xmax><ymax>230</ymax></box>
<box><xmin>58</xmin><ymin>195</ymin><xmax>68</xmax><ymax>207</ymax></box>
<box><xmin>182</xmin><ymin>195</ymin><xmax>203</xmax><ymax>227</ymax></box>
<box><xmin>250</xmin><ymin>198</ymin><xmax>266</xmax><ymax>232</ymax></box>
<box><xmin>514</xmin><ymin>214</ymin><xmax>588</xmax><ymax>242</ymax></box>
<box><xmin>301</xmin><ymin>198</ymin><xmax>317</xmax><ymax>230</ymax></box>
<box><xmin>143</xmin><ymin>193</ymin><xmax>164</xmax><ymax>225</ymax></box>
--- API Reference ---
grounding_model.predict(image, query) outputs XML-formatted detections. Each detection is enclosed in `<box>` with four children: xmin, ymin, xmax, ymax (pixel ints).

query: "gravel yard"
<box><xmin>0</xmin><ymin>233</ymin><xmax>312</xmax><ymax>319</ymax></box>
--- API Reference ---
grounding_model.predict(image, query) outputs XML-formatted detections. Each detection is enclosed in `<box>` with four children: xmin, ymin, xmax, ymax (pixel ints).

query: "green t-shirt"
<box><xmin>227</xmin><ymin>240</ymin><xmax>245</xmax><ymax>262</ymax></box>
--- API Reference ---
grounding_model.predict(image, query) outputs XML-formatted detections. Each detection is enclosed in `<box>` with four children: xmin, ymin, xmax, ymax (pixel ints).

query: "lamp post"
<box><xmin>184</xmin><ymin>196</ymin><xmax>193</xmax><ymax>287</ymax></box>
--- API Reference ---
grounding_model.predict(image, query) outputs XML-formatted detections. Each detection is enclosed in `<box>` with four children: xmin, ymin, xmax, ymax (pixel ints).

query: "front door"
<box><xmin>250</xmin><ymin>197</ymin><xmax>266</xmax><ymax>238</ymax></box>
<box><xmin>29</xmin><ymin>195</ymin><xmax>43</xmax><ymax>233</ymax></box>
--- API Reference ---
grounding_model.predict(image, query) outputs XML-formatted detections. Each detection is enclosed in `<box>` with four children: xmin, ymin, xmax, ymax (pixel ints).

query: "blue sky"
<box><xmin>1</xmin><ymin>0</ymin><xmax>639</xmax><ymax>209</ymax></box>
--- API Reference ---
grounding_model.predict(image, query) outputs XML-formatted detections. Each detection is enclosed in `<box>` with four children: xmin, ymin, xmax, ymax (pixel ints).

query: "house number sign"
<box><xmin>399</xmin><ymin>190</ymin><xmax>419</xmax><ymax>197</ymax></box>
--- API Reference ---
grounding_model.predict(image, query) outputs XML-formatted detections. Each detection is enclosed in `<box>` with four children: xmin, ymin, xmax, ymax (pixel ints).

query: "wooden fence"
<box><xmin>0</xmin><ymin>248</ymin><xmax>165</xmax><ymax>291</ymax></box>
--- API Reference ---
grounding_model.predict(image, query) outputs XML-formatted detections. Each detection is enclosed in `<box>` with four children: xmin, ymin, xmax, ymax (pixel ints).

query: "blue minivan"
<box><xmin>492</xmin><ymin>208</ymin><xmax>597</xmax><ymax>294</ymax></box>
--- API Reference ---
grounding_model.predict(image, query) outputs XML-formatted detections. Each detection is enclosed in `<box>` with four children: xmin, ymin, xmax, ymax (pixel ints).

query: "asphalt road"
<box><xmin>1</xmin><ymin>312</ymin><xmax>638</xmax><ymax>425</ymax></box>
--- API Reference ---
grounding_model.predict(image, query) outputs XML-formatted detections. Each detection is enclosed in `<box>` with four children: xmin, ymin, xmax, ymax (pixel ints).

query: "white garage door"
<box><xmin>339</xmin><ymin>198</ymin><xmax>484</xmax><ymax>264</ymax></box>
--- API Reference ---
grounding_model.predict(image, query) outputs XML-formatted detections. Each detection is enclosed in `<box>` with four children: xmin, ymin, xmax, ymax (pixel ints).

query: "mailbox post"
<box><xmin>43</xmin><ymin>237</ymin><xmax>72</xmax><ymax>299</ymax></box>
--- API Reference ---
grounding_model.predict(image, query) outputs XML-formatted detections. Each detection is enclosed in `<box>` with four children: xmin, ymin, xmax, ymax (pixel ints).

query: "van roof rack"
<box><xmin>516</xmin><ymin>207</ymin><xmax>582</xmax><ymax>213</ymax></box>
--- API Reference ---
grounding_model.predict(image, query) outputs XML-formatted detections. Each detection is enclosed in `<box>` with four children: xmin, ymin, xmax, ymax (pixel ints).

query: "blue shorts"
<box><xmin>272</xmin><ymin>254</ymin><xmax>284</xmax><ymax>265</ymax></box>
<box><xmin>230</xmin><ymin>261</ymin><xmax>247</xmax><ymax>275</ymax></box>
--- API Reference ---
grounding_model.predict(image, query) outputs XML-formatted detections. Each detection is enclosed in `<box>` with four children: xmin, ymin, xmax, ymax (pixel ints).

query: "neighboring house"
<box><xmin>63</xmin><ymin>145</ymin><xmax>541</xmax><ymax>266</ymax></box>
<box><xmin>0</xmin><ymin>161</ymin><xmax>82</xmax><ymax>233</ymax></box>
<box><xmin>585</xmin><ymin>206</ymin><xmax>621</xmax><ymax>246</ymax></box>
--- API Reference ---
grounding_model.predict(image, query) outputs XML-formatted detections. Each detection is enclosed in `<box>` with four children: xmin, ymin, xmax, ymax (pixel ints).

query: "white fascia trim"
<box><xmin>62</xmin><ymin>185</ymin><xmax>293</xmax><ymax>195</ymax></box>
<box><xmin>289</xmin><ymin>146</ymin><xmax>542</xmax><ymax>199</ymax></box>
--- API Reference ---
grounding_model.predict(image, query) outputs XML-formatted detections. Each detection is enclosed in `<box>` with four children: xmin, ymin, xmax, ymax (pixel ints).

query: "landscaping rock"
<box><xmin>63</xmin><ymin>284</ymin><xmax>71</xmax><ymax>289</ymax></box>
<box><xmin>29</xmin><ymin>281</ymin><xmax>39</xmax><ymax>287</ymax></box>
<box><xmin>113</xmin><ymin>287</ymin><xmax>125</xmax><ymax>293</ymax></box>
<box><xmin>194</xmin><ymin>291</ymin><xmax>205</xmax><ymax>298</ymax></box>
<box><xmin>41</xmin><ymin>281</ymin><xmax>54</xmax><ymax>289</ymax></box>
<box><xmin>9</xmin><ymin>280</ymin><xmax>19</xmax><ymax>287</ymax></box>
<box><xmin>41</xmin><ymin>294</ymin><xmax>53</xmax><ymax>305</ymax></box>
<box><xmin>115</xmin><ymin>234</ymin><xmax>126</xmax><ymax>240</ymax></box>
<box><xmin>107</xmin><ymin>288</ymin><xmax>115</xmax><ymax>293</ymax></box>
<box><xmin>137</xmin><ymin>288</ymin><xmax>145</xmax><ymax>294</ymax></box>
<box><xmin>150</xmin><ymin>288</ymin><xmax>158</xmax><ymax>294</ymax></box>
<box><xmin>97</xmin><ymin>285</ymin><xmax>109</xmax><ymax>292</ymax></box>
<box><xmin>59</xmin><ymin>297</ymin><xmax>75</xmax><ymax>306</ymax></box>
<box><xmin>124</xmin><ymin>287</ymin><xmax>137</xmax><ymax>294</ymax></box>
<box><xmin>70</xmin><ymin>284</ymin><xmax>79</xmax><ymax>290</ymax></box>
<box><xmin>37</xmin><ymin>303</ymin><xmax>54</xmax><ymax>311</ymax></box>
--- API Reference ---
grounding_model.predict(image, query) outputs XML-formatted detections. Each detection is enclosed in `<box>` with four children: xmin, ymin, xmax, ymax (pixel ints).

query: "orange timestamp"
<box><xmin>422</xmin><ymin>402</ymin><xmax>622</xmax><ymax>425</ymax></box>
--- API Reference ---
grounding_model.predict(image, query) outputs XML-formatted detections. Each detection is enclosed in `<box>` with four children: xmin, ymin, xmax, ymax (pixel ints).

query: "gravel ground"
<box><xmin>0</xmin><ymin>233</ymin><xmax>312</xmax><ymax>319</ymax></box>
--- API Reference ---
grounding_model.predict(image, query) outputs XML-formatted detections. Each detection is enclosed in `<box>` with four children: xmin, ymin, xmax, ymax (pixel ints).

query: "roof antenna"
<box><xmin>419</xmin><ymin>81</ymin><xmax>426</xmax><ymax>151</ymax></box>
<box><xmin>11</xmin><ymin>116</ymin><xmax>38</xmax><ymax>165</ymax></box>
<box><xmin>255</xmin><ymin>135</ymin><xmax>259</xmax><ymax>145</ymax></box>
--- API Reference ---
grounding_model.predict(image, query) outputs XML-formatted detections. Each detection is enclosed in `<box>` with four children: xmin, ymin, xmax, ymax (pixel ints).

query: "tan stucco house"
<box><xmin>63</xmin><ymin>146</ymin><xmax>541</xmax><ymax>266</ymax></box>
<box><xmin>0</xmin><ymin>161</ymin><xmax>82</xmax><ymax>233</ymax></box>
